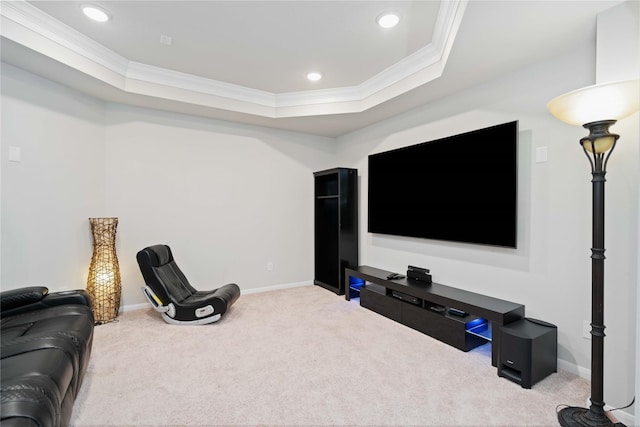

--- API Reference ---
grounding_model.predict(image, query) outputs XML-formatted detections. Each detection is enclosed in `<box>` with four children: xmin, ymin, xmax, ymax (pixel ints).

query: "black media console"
<box><xmin>345</xmin><ymin>266</ymin><xmax>525</xmax><ymax>367</ymax></box>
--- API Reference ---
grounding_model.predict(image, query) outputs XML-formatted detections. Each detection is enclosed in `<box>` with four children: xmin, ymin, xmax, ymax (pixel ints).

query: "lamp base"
<box><xmin>558</xmin><ymin>406</ymin><xmax>624</xmax><ymax>427</ymax></box>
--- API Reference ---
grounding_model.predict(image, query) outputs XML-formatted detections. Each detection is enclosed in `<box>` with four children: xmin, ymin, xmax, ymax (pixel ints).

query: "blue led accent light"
<box><xmin>349</xmin><ymin>277</ymin><xmax>365</xmax><ymax>287</ymax></box>
<box><xmin>348</xmin><ymin>277</ymin><xmax>364</xmax><ymax>299</ymax></box>
<box><xmin>466</xmin><ymin>317</ymin><xmax>486</xmax><ymax>329</ymax></box>
<box><xmin>465</xmin><ymin>318</ymin><xmax>492</xmax><ymax>341</ymax></box>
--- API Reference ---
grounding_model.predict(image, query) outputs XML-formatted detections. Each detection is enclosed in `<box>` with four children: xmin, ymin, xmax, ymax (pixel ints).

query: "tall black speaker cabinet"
<box><xmin>314</xmin><ymin>168</ymin><xmax>358</xmax><ymax>295</ymax></box>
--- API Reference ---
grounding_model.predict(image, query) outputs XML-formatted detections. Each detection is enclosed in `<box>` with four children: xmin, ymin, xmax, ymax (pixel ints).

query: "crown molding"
<box><xmin>1</xmin><ymin>0</ymin><xmax>128</xmax><ymax>75</ymax></box>
<box><xmin>0</xmin><ymin>0</ymin><xmax>467</xmax><ymax>118</ymax></box>
<box><xmin>126</xmin><ymin>61</ymin><xmax>276</xmax><ymax>107</ymax></box>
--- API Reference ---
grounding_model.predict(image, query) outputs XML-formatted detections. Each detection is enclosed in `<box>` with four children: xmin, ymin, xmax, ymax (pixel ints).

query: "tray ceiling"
<box><xmin>0</xmin><ymin>0</ymin><xmax>622</xmax><ymax>136</ymax></box>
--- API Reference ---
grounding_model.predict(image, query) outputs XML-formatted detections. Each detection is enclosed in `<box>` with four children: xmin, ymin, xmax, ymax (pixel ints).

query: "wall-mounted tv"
<box><xmin>368</xmin><ymin>121</ymin><xmax>518</xmax><ymax>248</ymax></box>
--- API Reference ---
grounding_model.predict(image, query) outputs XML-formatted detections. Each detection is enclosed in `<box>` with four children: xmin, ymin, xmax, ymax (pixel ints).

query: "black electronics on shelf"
<box><xmin>407</xmin><ymin>265</ymin><xmax>432</xmax><ymax>283</ymax></box>
<box><xmin>314</xmin><ymin>168</ymin><xmax>358</xmax><ymax>295</ymax></box>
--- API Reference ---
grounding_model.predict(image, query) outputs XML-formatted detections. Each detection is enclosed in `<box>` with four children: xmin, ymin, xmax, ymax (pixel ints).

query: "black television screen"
<box><xmin>368</xmin><ymin>121</ymin><xmax>518</xmax><ymax>248</ymax></box>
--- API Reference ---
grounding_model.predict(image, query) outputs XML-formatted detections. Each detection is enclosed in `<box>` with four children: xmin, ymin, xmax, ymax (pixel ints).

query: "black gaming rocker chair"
<box><xmin>136</xmin><ymin>244</ymin><xmax>240</xmax><ymax>325</ymax></box>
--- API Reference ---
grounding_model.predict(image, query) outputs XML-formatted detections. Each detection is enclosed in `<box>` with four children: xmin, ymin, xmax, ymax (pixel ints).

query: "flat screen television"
<box><xmin>368</xmin><ymin>121</ymin><xmax>518</xmax><ymax>248</ymax></box>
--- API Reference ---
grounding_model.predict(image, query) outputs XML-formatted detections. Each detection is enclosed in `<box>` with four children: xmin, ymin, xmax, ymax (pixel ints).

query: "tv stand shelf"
<box><xmin>345</xmin><ymin>266</ymin><xmax>525</xmax><ymax>366</ymax></box>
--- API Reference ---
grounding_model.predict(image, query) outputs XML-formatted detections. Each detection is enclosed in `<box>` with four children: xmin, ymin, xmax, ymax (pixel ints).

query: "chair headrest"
<box><xmin>142</xmin><ymin>245</ymin><xmax>174</xmax><ymax>267</ymax></box>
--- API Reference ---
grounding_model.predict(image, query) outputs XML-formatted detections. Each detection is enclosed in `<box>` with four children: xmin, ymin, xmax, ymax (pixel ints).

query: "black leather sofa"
<box><xmin>0</xmin><ymin>286</ymin><xmax>94</xmax><ymax>427</ymax></box>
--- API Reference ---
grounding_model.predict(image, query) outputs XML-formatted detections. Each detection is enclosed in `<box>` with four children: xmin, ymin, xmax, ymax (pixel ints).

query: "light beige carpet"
<box><xmin>70</xmin><ymin>285</ymin><xmax>589</xmax><ymax>426</ymax></box>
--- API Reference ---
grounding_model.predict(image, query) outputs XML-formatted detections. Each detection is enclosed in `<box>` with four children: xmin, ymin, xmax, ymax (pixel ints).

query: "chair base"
<box><xmin>161</xmin><ymin>313</ymin><xmax>221</xmax><ymax>325</ymax></box>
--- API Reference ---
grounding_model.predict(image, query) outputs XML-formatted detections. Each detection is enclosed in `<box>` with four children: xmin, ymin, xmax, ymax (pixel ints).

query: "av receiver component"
<box><xmin>391</xmin><ymin>290</ymin><xmax>421</xmax><ymax>305</ymax></box>
<box><xmin>407</xmin><ymin>265</ymin><xmax>432</xmax><ymax>284</ymax></box>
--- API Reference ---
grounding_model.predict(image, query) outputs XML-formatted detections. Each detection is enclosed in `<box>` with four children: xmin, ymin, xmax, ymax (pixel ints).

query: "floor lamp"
<box><xmin>547</xmin><ymin>79</ymin><xmax>639</xmax><ymax>427</ymax></box>
<box><xmin>87</xmin><ymin>217</ymin><xmax>122</xmax><ymax>324</ymax></box>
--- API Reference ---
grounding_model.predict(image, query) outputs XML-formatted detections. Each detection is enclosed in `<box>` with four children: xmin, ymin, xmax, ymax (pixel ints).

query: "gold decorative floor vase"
<box><xmin>87</xmin><ymin>217</ymin><xmax>122</xmax><ymax>323</ymax></box>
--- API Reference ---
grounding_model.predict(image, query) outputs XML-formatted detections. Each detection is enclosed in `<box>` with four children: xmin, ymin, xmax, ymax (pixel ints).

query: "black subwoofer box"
<box><xmin>498</xmin><ymin>318</ymin><xmax>557</xmax><ymax>389</ymax></box>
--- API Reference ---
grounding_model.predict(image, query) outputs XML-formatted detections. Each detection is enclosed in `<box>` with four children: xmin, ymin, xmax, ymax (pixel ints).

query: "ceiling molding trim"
<box><xmin>267</xmin><ymin>0</ymin><xmax>468</xmax><ymax>110</ymax></box>
<box><xmin>0</xmin><ymin>14</ymin><xmax>127</xmax><ymax>90</ymax></box>
<box><xmin>432</xmin><ymin>0</ymin><xmax>468</xmax><ymax>65</ymax></box>
<box><xmin>126</xmin><ymin>61</ymin><xmax>276</xmax><ymax>107</ymax></box>
<box><xmin>123</xmin><ymin>76</ymin><xmax>277</xmax><ymax>117</ymax></box>
<box><xmin>1</xmin><ymin>1</ymin><xmax>129</xmax><ymax>75</ymax></box>
<box><xmin>358</xmin><ymin>1</ymin><xmax>468</xmax><ymax>99</ymax></box>
<box><xmin>0</xmin><ymin>0</ymin><xmax>467</xmax><ymax>118</ymax></box>
<box><xmin>272</xmin><ymin>43</ymin><xmax>442</xmax><ymax>109</ymax></box>
<box><xmin>275</xmin><ymin>85</ymin><xmax>362</xmax><ymax>107</ymax></box>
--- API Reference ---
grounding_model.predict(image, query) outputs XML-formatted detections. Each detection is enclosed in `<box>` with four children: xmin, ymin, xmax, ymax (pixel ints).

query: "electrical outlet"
<box><xmin>267</xmin><ymin>262</ymin><xmax>274</xmax><ymax>272</ymax></box>
<box><xmin>583</xmin><ymin>320</ymin><xmax>592</xmax><ymax>340</ymax></box>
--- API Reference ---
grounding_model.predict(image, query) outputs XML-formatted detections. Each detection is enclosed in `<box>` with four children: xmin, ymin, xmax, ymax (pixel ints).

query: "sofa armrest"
<box><xmin>0</xmin><ymin>286</ymin><xmax>49</xmax><ymax>312</ymax></box>
<box><xmin>1</xmin><ymin>287</ymin><xmax>92</xmax><ymax>318</ymax></box>
<box><xmin>43</xmin><ymin>290</ymin><xmax>92</xmax><ymax>308</ymax></box>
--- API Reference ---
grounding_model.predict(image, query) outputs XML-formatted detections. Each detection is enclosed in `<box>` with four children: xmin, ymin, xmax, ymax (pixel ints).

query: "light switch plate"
<box><xmin>535</xmin><ymin>146</ymin><xmax>548</xmax><ymax>163</ymax></box>
<box><xmin>9</xmin><ymin>146</ymin><xmax>21</xmax><ymax>162</ymax></box>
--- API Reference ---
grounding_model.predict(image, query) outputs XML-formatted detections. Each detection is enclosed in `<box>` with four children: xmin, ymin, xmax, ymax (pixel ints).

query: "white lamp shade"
<box><xmin>547</xmin><ymin>79</ymin><xmax>639</xmax><ymax>126</ymax></box>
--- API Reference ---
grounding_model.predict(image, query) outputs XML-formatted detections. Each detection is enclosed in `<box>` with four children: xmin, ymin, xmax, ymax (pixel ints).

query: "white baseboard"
<box><xmin>120</xmin><ymin>280</ymin><xmax>312</xmax><ymax>312</ymax></box>
<box><xmin>120</xmin><ymin>302</ymin><xmax>149</xmax><ymax>312</ymax></box>
<box><xmin>608</xmin><ymin>408</ymin><xmax>634</xmax><ymax>425</ymax></box>
<box><xmin>557</xmin><ymin>359</ymin><xmax>635</xmax><ymax>425</ymax></box>
<box><xmin>240</xmin><ymin>280</ymin><xmax>311</xmax><ymax>295</ymax></box>
<box><xmin>603</xmin><ymin>405</ymin><xmax>634</xmax><ymax>426</ymax></box>
<box><xmin>557</xmin><ymin>358</ymin><xmax>591</xmax><ymax>379</ymax></box>
<box><xmin>583</xmin><ymin>399</ymin><xmax>636</xmax><ymax>426</ymax></box>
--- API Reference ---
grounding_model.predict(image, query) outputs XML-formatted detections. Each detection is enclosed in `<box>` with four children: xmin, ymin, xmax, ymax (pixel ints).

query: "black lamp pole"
<box><xmin>558</xmin><ymin>120</ymin><xmax>621</xmax><ymax>427</ymax></box>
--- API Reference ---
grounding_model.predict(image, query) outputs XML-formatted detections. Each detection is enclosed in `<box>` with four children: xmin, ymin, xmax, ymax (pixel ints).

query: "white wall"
<box><xmin>1</xmin><ymin>63</ymin><xmax>106</xmax><ymax>291</ymax></box>
<box><xmin>336</xmin><ymin>37</ymin><xmax>637</xmax><ymax>414</ymax></box>
<box><xmin>596</xmin><ymin>1</ymin><xmax>639</xmax><ymax>418</ymax></box>
<box><xmin>102</xmin><ymin>104</ymin><xmax>336</xmax><ymax>306</ymax></box>
<box><xmin>595</xmin><ymin>0</ymin><xmax>640</xmax><ymax>420</ymax></box>
<box><xmin>596</xmin><ymin>1</ymin><xmax>639</xmax><ymax>83</ymax></box>
<box><xmin>1</xmin><ymin>62</ymin><xmax>337</xmax><ymax>307</ymax></box>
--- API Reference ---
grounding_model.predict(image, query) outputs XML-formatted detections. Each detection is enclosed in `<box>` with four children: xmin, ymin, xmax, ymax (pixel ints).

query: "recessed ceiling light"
<box><xmin>377</xmin><ymin>13</ymin><xmax>400</xmax><ymax>29</ymax></box>
<box><xmin>82</xmin><ymin>5</ymin><xmax>110</xmax><ymax>22</ymax></box>
<box><xmin>307</xmin><ymin>72</ymin><xmax>323</xmax><ymax>82</ymax></box>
